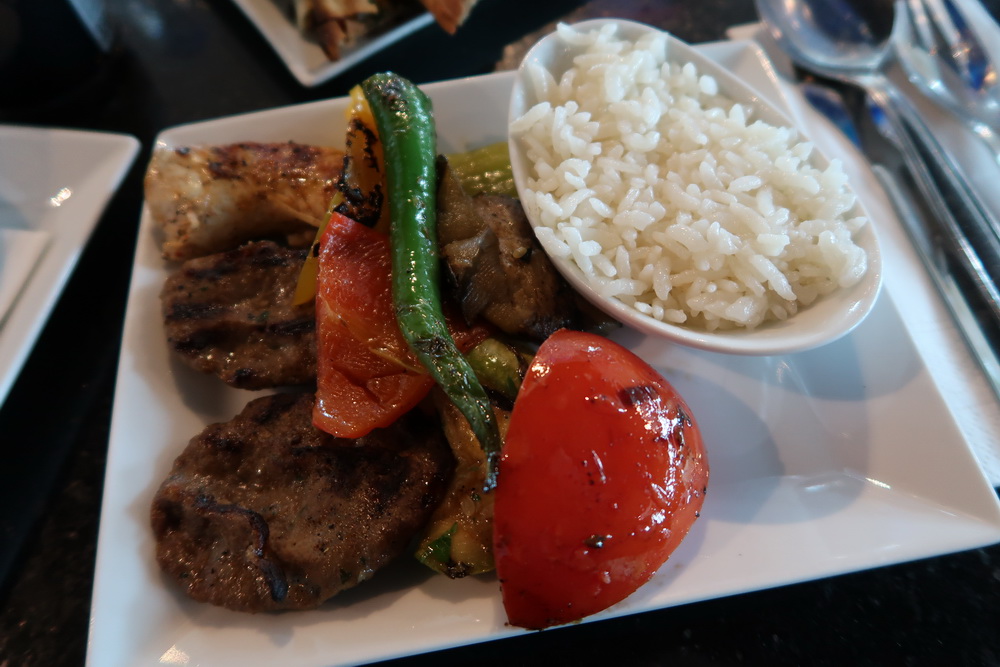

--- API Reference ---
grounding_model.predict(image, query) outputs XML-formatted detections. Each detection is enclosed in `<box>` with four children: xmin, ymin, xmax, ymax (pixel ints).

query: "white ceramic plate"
<box><xmin>0</xmin><ymin>126</ymin><xmax>139</xmax><ymax>408</ymax></box>
<box><xmin>231</xmin><ymin>0</ymin><xmax>435</xmax><ymax>87</ymax></box>
<box><xmin>87</xmin><ymin>42</ymin><xmax>1000</xmax><ymax>667</ymax></box>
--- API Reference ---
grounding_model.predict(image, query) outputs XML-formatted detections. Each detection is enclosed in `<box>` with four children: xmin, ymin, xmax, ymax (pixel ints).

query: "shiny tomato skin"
<box><xmin>313</xmin><ymin>213</ymin><xmax>486</xmax><ymax>438</ymax></box>
<box><xmin>493</xmin><ymin>329</ymin><xmax>708</xmax><ymax>630</ymax></box>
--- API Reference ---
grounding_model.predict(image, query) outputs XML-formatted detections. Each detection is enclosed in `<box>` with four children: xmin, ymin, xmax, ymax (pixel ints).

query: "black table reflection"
<box><xmin>1</xmin><ymin>0</ymin><xmax>999</xmax><ymax>665</ymax></box>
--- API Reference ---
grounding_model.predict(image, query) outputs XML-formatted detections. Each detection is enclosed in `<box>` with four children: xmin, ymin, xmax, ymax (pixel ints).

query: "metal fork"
<box><xmin>898</xmin><ymin>0</ymin><xmax>1000</xmax><ymax>161</ymax></box>
<box><xmin>907</xmin><ymin>0</ymin><xmax>991</xmax><ymax>90</ymax></box>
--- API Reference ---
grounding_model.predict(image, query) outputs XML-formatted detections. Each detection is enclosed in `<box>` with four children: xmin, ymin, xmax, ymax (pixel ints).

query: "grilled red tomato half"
<box><xmin>313</xmin><ymin>212</ymin><xmax>487</xmax><ymax>438</ymax></box>
<box><xmin>493</xmin><ymin>329</ymin><xmax>708</xmax><ymax>629</ymax></box>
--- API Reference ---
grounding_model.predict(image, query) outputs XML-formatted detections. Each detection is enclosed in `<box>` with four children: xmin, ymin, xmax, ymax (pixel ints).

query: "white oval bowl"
<box><xmin>508</xmin><ymin>18</ymin><xmax>883</xmax><ymax>356</ymax></box>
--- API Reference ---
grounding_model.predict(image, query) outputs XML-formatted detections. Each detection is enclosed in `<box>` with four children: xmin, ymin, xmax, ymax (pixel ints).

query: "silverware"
<box><xmin>897</xmin><ymin>0</ymin><xmax>1000</xmax><ymax>163</ymax></box>
<box><xmin>798</xmin><ymin>77</ymin><xmax>1000</xmax><ymax>401</ymax></box>
<box><xmin>754</xmin><ymin>0</ymin><xmax>1000</xmax><ymax>327</ymax></box>
<box><xmin>866</xmin><ymin>99</ymin><xmax>1000</xmax><ymax>403</ymax></box>
<box><xmin>872</xmin><ymin>163</ymin><xmax>1000</xmax><ymax>403</ymax></box>
<box><xmin>903</xmin><ymin>0</ymin><xmax>993</xmax><ymax>92</ymax></box>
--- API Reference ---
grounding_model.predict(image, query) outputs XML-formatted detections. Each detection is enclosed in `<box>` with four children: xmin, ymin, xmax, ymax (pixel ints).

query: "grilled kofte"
<box><xmin>151</xmin><ymin>392</ymin><xmax>453</xmax><ymax>613</ymax></box>
<box><xmin>161</xmin><ymin>240</ymin><xmax>316</xmax><ymax>390</ymax></box>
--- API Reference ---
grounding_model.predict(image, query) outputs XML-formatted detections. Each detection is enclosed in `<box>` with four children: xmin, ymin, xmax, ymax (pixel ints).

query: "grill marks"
<box><xmin>161</xmin><ymin>241</ymin><xmax>317</xmax><ymax>389</ymax></box>
<box><xmin>151</xmin><ymin>392</ymin><xmax>454</xmax><ymax>613</ymax></box>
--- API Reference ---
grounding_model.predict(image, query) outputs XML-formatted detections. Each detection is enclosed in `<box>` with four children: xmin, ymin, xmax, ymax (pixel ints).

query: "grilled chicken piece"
<box><xmin>161</xmin><ymin>241</ymin><xmax>316</xmax><ymax>390</ymax></box>
<box><xmin>145</xmin><ymin>142</ymin><xmax>343</xmax><ymax>261</ymax></box>
<box><xmin>151</xmin><ymin>392</ymin><xmax>453</xmax><ymax>613</ymax></box>
<box><xmin>437</xmin><ymin>159</ymin><xmax>584</xmax><ymax>341</ymax></box>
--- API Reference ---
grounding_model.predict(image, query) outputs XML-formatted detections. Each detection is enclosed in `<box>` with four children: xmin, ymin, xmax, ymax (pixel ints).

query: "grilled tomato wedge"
<box><xmin>493</xmin><ymin>329</ymin><xmax>708</xmax><ymax>629</ymax></box>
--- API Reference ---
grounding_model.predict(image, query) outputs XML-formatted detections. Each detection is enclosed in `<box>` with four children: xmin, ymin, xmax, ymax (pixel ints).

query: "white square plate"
<box><xmin>87</xmin><ymin>41</ymin><xmax>1000</xmax><ymax>667</ymax></box>
<box><xmin>231</xmin><ymin>0</ymin><xmax>435</xmax><ymax>87</ymax></box>
<box><xmin>0</xmin><ymin>126</ymin><xmax>139</xmax><ymax>407</ymax></box>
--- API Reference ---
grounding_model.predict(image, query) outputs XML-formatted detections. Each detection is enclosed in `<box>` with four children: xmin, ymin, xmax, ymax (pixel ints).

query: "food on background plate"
<box><xmin>143</xmin><ymin>69</ymin><xmax>708</xmax><ymax>629</ymax></box>
<box><xmin>293</xmin><ymin>0</ymin><xmax>399</xmax><ymax>60</ymax></box>
<box><xmin>418</xmin><ymin>0</ymin><xmax>479</xmax><ymax>33</ymax></box>
<box><xmin>510</xmin><ymin>23</ymin><xmax>870</xmax><ymax>331</ymax></box>
<box><xmin>291</xmin><ymin>0</ymin><xmax>481</xmax><ymax>61</ymax></box>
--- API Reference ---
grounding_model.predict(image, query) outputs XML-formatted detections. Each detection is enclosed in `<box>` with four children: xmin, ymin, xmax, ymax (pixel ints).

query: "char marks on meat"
<box><xmin>161</xmin><ymin>240</ymin><xmax>316</xmax><ymax>389</ymax></box>
<box><xmin>437</xmin><ymin>158</ymin><xmax>584</xmax><ymax>340</ymax></box>
<box><xmin>151</xmin><ymin>392</ymin><xmax>454</xmax><ymax>613</ymax></box>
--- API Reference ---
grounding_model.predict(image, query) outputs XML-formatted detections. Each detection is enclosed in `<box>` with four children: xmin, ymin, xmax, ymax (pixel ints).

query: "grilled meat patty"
<box><xmin>161</xmin><ymin>240</ymin><xmax>316</xmax><ymax>390</ymax></box>
<box><xmin>151</xmin><ymin>392</ymin><xmax>454</xmax><ymax>613</ymax></box>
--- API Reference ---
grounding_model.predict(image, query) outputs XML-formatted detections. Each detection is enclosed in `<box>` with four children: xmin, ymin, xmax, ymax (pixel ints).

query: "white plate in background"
<box><xmin>87</xmin><ymin>43</ymin><xmax>1000</xmax><ymax>667</ymax></box>
<box><xmin>0</xmin><ymin>228</ymin><xmax>51</xmax><ymax>326</ymax></box>
<box><xmin>0</xmin><ymin>126</ymin><xmax>139</xmax><ymax>407</ymax></box>
<box><xmin>231</xmin><ymin>0</ymin><xmax>435</xmax><ymax>87</ymax></box>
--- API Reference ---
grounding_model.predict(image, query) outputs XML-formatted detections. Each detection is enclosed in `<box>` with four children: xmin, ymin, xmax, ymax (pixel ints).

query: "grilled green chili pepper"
<box><xmin>361</xmin><ymin>72</ymin><xmax>502</xmax><ymax>488</ymax></box>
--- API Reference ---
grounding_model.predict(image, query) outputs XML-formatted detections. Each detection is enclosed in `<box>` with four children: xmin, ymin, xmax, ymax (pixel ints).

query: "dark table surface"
<box><xmin>2</xmin><ymin>0</ymin><xmax>1000</xmax><ymax>665</ymax></box>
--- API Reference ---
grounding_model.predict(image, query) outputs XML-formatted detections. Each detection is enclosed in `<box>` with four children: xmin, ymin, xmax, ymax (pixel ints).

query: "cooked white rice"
<box><xmin>510</xmin><ymin>23</ymin><xmax>869</xmax><ymax>331</ymax></box>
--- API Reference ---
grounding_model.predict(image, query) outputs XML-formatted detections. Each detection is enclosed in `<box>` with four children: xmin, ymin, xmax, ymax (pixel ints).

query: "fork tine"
<box><xmin>924</xmin><ymin>0</ymin><xmax>969</xmax><ymax>72</ymax></box>
<box><xmin>905</xmin><ymin>0</ymin><xmax>936</xmax><ymax>53</ymax></box>
<box><xmin>922</xmin><ymin>0</ymin><xmax>990</xmax><ymax>89</ymax></box>
<box><xmin>942</xmin><ymin>0</ymin><xmax>990</xmax><ymax>89</ymax></box>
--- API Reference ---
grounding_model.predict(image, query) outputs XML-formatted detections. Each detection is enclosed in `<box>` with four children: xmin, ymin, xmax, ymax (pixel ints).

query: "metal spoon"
<box><xmin>755</xmin><ymin>0</ymin><xmax>1000</xmax><ymax>325</ymax></box>
<box><xmin>897</xmin><ymin>0</ymin><xmax>1000</xmax><ymax>164</ymax></box>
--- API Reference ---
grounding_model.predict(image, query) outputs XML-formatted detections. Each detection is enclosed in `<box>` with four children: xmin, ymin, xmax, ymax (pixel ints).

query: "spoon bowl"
<box><xmin>754</xmin><ymin>0</ymin><xmax>896</xmax><ymax>80</ymax></box>
<box><xmin>508</xmin><ymin>18</ymin><xmax>883</xmax><ymax>356</ymax></box>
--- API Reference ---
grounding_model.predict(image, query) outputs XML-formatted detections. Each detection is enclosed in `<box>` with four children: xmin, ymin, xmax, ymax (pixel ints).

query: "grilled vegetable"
<box><xmin>465</xmin><ymin>337</ymin><xmax>533</xmax><ymax>405</ymax></box>
<box><xmin>445</xmin><ymin>141</ymin><xmax>515</xmax><ymax>196</ymax></box>
<box><xmin>361</xmin><ymin>71</ymin><xmax>502</xmax><ymax>488</ymax></box>
<box><xmin>414</xmin><ymin>337</ymin><xmax>530</xmax><ymax>577</ymax></box>
<box><xmin>292</xmin><ymin>192</ymin><xmax>342</xmax><ymax>306</ymax></box>
<box><xmin>415</xmin><ymin>391</ymin><xmax>510</xmax><ymax>577</ymax></box>
<box><xmin>494</xmin><ymin>329</ymin><xmax>709</xmax><ymax>629</ymax></box>
<box><xmin>312</xmin><ymin>211</ymin><xmax>487</xmax><ymax>438</ymax></box>
<box><xmin>336</xmin><ymin>86</ymin><xmax>390</xmax><ymax>233</ymax></box>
